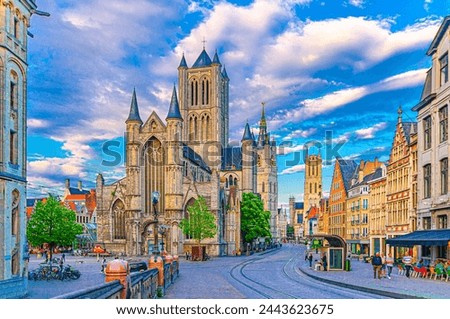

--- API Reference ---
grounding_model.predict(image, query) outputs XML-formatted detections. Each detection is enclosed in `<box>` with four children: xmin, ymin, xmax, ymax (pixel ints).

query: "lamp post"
<box><xmin>152</xmin><ymin>191</ymin><xmax>160</xmax><ymax>255</ymax></box>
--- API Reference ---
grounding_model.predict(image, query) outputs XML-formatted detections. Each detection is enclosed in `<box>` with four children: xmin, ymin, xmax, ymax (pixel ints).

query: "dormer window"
<box><xmin>440</xmin><ymin>53</ymin><xmax>448</xmax><ymax>86</ymax></box>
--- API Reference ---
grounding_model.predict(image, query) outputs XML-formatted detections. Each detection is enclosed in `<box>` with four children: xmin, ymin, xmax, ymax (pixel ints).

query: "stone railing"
<box><xmin>129</xmin><ymin>269</ymin><xmax>159</xmax><ymax>299</ymax></box>
<box><xmin>52</xmin><ymin>280</ymin><xmax>123</xmax><ymax>299</ymax></box>
<box><xmin>52</xmin><ymin>255</ymin><xmax>179</xmax><ymax>299</ymax></box>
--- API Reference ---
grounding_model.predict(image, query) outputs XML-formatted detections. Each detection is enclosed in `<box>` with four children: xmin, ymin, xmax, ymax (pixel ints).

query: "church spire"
<box><xmin>397</xmin><ymin>105</ymin><xmax>403</xmax><ymax>124</ymax></box>
<box><xmin>179</xmin><ymin>53</ymin><xmax>187</xmax><ymax>68</ymax></box>
<box><xmin>242</xmin><ymin>122</ymin><xmax>253</xmax><ymax>142</ymax></box>
<box><xmin>212</xmin><ymin>49</ymin><xmax>221</xmax><ymax>65</ymax></box>
<box><xmin>126</xmin><ymin>88</ymin><xmax>142</xmax><ymax>124</ymax></box>
<box><xmin>166</xmin><ymin>85</ymin><xmax>183</xmax><ymax>121</ymax></box>
<box><xmin>257</xmin><ymin>102</ymin><xmax>268</xmax><ymax>146</ymax></box>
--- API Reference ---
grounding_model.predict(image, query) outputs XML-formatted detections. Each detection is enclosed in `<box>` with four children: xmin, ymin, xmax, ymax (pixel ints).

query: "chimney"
<box><xmin>65</xmin><ymin>178</ymin><xmax>70</xmax><ymax>189</ymax></box>
<box><xmin>78</xmin><ymin>180</ymin><xmax>82</xmax><ymax>191</ymax></box>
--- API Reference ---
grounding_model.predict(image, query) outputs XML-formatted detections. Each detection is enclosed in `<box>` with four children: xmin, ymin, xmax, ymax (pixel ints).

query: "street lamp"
<box><xmin>152</xmin><ymin>191</ymin><xmax>160</xmax><ymax>255</ymax></box>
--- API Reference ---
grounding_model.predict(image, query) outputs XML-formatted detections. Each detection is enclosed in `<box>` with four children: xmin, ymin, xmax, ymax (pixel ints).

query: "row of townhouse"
<box><xmin>323</xmin><ymin>16</ymin><xmax>450</xmax><ymax>263</ymax></box>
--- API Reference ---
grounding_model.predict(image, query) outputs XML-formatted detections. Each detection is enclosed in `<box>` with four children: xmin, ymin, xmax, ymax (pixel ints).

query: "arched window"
<box><xmin>229</xmin><ymin>175</ymin><xmax>233</xmax><ymax>186</ymax></box>
<box><xmin>144</xmin><ymin>137</ymin><xmax>164</xmax><ymax>214</ymax></box>
<box><xmin>234</xmin><ymin>178</ymin><xmax>238</xmax><ymax>188</ymax></box>
<box><xmin>190</xmin><ymin>79</ymin><xmax>199</xmax><ymax>106</ymax></box>
<box><xmin>112</xmin><ymin>200</ymin><xmax>126</xmax><ymax>240</ymax></box>
<box><xmin>11</xmin><ymin>189</ymin><xmax>20</xmax><ymax>236</ymax></box>
<box><xmin>201</xmin><ymin>78</ymin><xmax>209</xmax><ymax>105</ymax></box>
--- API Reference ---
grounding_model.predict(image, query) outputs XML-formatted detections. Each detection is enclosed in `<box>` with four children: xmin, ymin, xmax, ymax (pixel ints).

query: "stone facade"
<box><xmin>96</xmin><ymin>49</ymin><xmax>278</xmax><ymax>257</ymax></box>
<box><xmin>345</xmin><ymin>160</ymin><xmax>382</xmax><ymax>255</ymax></box>
<box><xmin>413</xmin><ymin>16</ymin><xmax>450</xmax><ymax>261</ymax></box>
<box><xmin>288</xmin><ymin>197</ymin><xmax>304</xmax><ymax>240</ymax></box>
<box><xmin>0</xmin><ymin>0</ymin><xmax>38</xmax><ymax>298</ymax></box>
<box><xmin>385</xmin><ymin>108</ymin><xmax>418</xmax><ymax>258</ymax></box>
<box><xmin>367</xmin><ymin>165</ymin><xmax>387</xmax><ymax>256</ymax></box>
<box><xmin>328</xmin><ymin>159</ymin><xmax>358</xmax><ymax>238</ymax></box>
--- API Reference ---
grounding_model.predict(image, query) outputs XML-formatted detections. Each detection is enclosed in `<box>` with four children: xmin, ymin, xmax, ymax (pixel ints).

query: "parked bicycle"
<box><xmin>28</xmin><ymin>263</ymin><xmax>81</xmax><ymax>281</ymax></box>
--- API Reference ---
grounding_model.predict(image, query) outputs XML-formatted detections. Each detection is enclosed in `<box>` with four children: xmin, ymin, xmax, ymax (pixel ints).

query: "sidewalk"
<box><xmin>298</xmin><ymin>254</ymin><xmax>450</xmax><ymax>299</ymax></box>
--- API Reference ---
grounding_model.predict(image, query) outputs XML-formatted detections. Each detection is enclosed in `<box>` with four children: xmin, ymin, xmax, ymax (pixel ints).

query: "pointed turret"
<box><xmin>192</xmin><ymin>49</ymin><xmax>212</xmax><ymax>68</ymax></box>
<box><xmin>212</xmin><ymin>50</ymin><xmax>221</xmax><ymax>65</ymax></box>
<box><xmin>166</xmin><ymin>85</ymin><xmax>183</xmax><ymax>121</ymax></box>
<box><xmin>397</xmin><ymin>105</ymin><xmax>403</xmax><ymax>124</ymax></box>
<box><xmin>126</xmin><ymin>88</ymin><xmax>142</xmax><ymax>124</ymax></box>
<box><xmin>257</xmin><ymin>102</ymin><xmax>268</xmax><ymax>146</ymax></box>
<box><xmin>222</xmin><ymin>65</ymin><xmax>229</xmax><ymax>80</ymax></box>
<box><xmin>242</xmin><ymin>122</ymin><xmax>253</xmax><ymax>142</ymax></box>
<box><xmin>179</xmin><ymin>53</ymin><xmax>188</xmax><ymax>68</ymax></box>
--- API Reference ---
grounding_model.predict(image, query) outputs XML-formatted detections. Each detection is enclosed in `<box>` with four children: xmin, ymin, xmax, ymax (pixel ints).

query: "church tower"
<box><xmin>177</xmin><ymin>47</ymin><xmax>229</xmax><ymax>169</ymax></box>
<box><xmin>241</xmin><ymin>122</ymin><xmax>256</xmax><ymax>193</ymax></box>
<box><xmin>304</xmin><ymin>154</ymin><xmax>322</xmax><ymax>210</ymax></box>
<box><xmin>256</xmin><ymin>103</ymin><xmax>278</xmax><ymax>238</ymax></box>
<box><xmin>0</xmin><ymin>0</ymin><xmax>41</xmax><ymax>298</ymax></box>
<box><xmin>164</xmin><ymin>86</ymin><xmax>184</xmax><ymax>255</ymax></box>
<box><xmin>124</xmin><ymin>89</ymin><xmax>143</xmax><ymax>255</ymax></box>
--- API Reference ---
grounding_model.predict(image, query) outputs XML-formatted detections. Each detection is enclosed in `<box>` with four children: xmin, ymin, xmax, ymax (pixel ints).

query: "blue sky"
<box><xmin>26</xmin><ymin>0</ymin><xmax>450</xmax><ymax>207</ymax></box>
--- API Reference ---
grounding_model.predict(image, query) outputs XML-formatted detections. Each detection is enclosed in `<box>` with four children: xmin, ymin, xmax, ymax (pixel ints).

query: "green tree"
<box><xmin>241</xmin><ymin>192</ymin><xmax>272</xmax><ymax>243</ymax></box>
<box><xmin>27</xmin><ymin>196</ymin><xmax>83</xmax><ymax>261</ymax></box>
<box><xmin>287</xmin><ymin>225</ymin><xmax>294</xmax><ymax>238</ymax></box>
<box><xmin>179</xmin><ymin>196</ymin><xmax>217</xmax><ymax>258</ymax></box>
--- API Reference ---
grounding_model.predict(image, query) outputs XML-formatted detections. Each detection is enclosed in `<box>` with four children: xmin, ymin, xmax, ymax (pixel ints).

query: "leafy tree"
<box><xmin>287</xmin><ymin>225</ymin><xmax>294</xmax><ymax>238</ymax></box>
<box><xmin>27</xmin><ymin>196</ymin><xmax>83</xmax><ymax>261</ymax></box>
<box><xmin>179</xmin><ymin>196</ymin><xmax>217</xmax><ymax>258</ymax></box>
<box><xmin>241</xmin><ymin>192</ymin><xmax>271</xmax><ymax>243</ymax></box>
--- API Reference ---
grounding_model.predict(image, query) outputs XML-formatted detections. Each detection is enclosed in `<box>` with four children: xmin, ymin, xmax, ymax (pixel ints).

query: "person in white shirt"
<box><xmin>402</xmin><ymin>252</ymin><xmax>413</xmax><ymax>278</ymax></box>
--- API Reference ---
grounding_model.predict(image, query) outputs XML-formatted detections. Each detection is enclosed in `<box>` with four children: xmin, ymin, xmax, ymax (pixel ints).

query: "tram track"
<box><xmin>229</xmin><ymin>248</ymin><xmax>299</xmax><ymax>298</ymax></box>
<box><xmin>229</xmin><ymin>245</ymin><xmax>390</xmax><ymax>299</ymax></box>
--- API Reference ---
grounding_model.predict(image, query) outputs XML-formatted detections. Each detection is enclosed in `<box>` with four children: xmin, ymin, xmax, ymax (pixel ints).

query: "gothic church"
<box><xmin>96</xmin><ymin>48</ymin><xmax>278</xmax><ymax>257</ymax></box>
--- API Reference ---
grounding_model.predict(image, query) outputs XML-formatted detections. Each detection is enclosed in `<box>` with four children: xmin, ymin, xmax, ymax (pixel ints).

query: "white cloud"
<box><xmin>275</xmin><ymin>68</ymin><xmax>428</xmax><ymax>123</ymax></box>
<box><xmin>277</xmin><ymin>143</ymin><xmax>305</xmax><ymax>155</ymax></box>
<box><xmin>355</xmin><ymin>122</ymin><xmax>388</xmax><ymax>139</ymax></box>
<box><xmin>28</xmin><ymin>119</ymin><xmax>50</xmax><ymax>129</ymax></box>
<box><xmin>347</xmin><ymin>0</ymin><xmax>365</xmax><ymax>8</ymax></box>
<box><xmin>283</xmin><ymin>128</ymin><xmax>317</xmax><ymax>140</ymax></box>
<box><xmin>280</xmin><ymin>164</ymin><xmax>305</xmax><ymax>175</ymax></box>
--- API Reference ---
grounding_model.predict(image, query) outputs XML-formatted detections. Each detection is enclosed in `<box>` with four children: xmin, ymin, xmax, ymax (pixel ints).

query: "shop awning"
<box><xmin>386</xmin><ymin>229</ymin><xmax>450</xmax><ymax>247</ymax></box>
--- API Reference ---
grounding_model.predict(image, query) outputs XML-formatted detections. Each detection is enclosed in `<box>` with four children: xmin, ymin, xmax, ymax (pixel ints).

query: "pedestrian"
<box><xmin>402</xmin><ymin>252</ymin><xmax>413</xmax><ymax>278</ymax></box>
<box><xmin>101</xmin><ymin>258</ymin><xmax>107</xmax><ymax>273</ymax></box>
<box><xmin>380</xmin><ymin>252</ymin><xmax>386</xmax><ymax>278</ymax></box>
<box><xmin>61</xmin><ymin>253</ymin><xmax>65</xmax><ymax>263</ymax></box>
<box><xmin>321</xmin><ymin>252</ymin><xmax>327</xmax><ymax>271</ymax></box>
<box><xmin>385</xmin><ymin>253</ymin><xmax>394</xmax><ymax>279</ymax></box>
<box><xmin>402</xmin><ymin>251</ymin><xmax>412</xmax><ymax>278</ymax></box>
<box><xmin>304</xmin><ymin>250</ymin><xmax>308</xmax><ymax>261</ymax></box>
<box><xmin>371</xmin><ymin>252</ymin><xmax>382</xmax><ymax>279</ymax></box>
<box><xmin>308</xmin><ymin>252</ymin><xmax>313</xmax><ymax>268</ymax></box>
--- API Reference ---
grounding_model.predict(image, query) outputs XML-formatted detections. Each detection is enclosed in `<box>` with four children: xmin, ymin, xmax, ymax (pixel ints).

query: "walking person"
<box><xmin>308</xmin><ymin>252</ymin><xmax>313</xmax><ymax>268</ymax></box>
<box><xmin>380</xmin><ymin>252</ymin><xmax>386</xmax><ymax>278</ymax></box>
<box><xmin>371</xmin><ymin>252</ymin><xmax>382</xmax><ymax>279</ymax></box>
<box><xmin>402</xmin><ymin>251</ymin><xmax>413</xmax><ymax>278</ymax></box>
<box><xmin>321</xmin><ymin>252</ymin><xmax>327</xmax><ymax>271</ymax></box>
<box><xmin>385</xmin><ymin>253</ymin><xmax>394</xmax><ymax>279</ymax></box>
<box><xmin>101</xmin><ymin>258</ymin><xmax>107</xmax><ymax>273</ymax></box>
